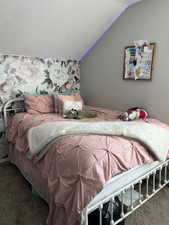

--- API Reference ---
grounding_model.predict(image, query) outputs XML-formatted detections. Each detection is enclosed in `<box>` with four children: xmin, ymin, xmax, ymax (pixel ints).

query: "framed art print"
<box><xmin>123</xmin><ymin>42</ymin><xmax>155</xmax><ymax>80</ymax></box>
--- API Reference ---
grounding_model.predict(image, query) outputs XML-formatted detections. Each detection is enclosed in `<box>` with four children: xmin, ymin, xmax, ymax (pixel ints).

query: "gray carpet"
<box><xmin>0</xmin><ymin>162</ymin><xmax>48</xmax><ymax>225</ymax></box>
<box><xmin>0</xmin><ymin>162</ymin><xmax>169</xmax><ymax>225</ymax></box>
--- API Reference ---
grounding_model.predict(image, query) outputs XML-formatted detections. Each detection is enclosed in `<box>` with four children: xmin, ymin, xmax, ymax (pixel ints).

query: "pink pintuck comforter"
<box><xmin>6</xmin><ymin>106</ymin><xmax>169</xmax><ymax>225</ymax></box>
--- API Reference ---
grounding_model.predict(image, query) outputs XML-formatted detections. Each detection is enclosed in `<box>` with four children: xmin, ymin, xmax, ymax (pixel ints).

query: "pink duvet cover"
<box><xmin>6</xmin><ymin>106</ymin><xmax>169</xmax><ymax>225</ymax></box>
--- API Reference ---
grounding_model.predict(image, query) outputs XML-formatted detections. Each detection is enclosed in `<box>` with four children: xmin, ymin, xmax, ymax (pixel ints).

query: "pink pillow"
<box><xmin>54</xmin><ymin>93</ymin><xmax>83</xmax><ymax>115</ymax></box>
<box><xmin>25</xmin><ymin>95</ymin><xmax>54</xmax><ymax>114</ymax></box>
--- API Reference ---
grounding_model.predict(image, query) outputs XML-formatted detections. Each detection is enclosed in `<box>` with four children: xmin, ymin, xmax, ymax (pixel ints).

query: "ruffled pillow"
<box><xmin>53</xmin><ymin>93</ymin><xmax>83</xmax><ymax>116</ymax></box>
<box><xmin>25</xmin><ymin>95</ymin><xmax>54</xmax><ymax>114</ymax></box>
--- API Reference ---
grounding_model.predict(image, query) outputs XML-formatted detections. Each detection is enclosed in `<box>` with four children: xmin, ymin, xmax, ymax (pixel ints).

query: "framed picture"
<box><xmin>123</xmin><ymin>42</ymin><xmax>155</xmax><ymax>80</ymax></box>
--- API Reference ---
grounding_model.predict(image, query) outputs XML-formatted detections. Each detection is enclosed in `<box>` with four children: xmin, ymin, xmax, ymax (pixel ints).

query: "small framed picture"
<box><xmin>123</xmin><ymin>42</ymin><xmax>155</xmax><ymax>80</ymax></box>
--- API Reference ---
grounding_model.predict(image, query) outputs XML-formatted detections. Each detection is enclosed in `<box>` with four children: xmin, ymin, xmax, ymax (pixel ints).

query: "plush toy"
<box><xmin>64</xmin><ymin>109</ymin><xmax>97</xmax><ymax>119</ymax></box>
<box><xmin>119</xmin><ymin>107</ymin><xmax>148</xmax><ymax>121</ymax></box>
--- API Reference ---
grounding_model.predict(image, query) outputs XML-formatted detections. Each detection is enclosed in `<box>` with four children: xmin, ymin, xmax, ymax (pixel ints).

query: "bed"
<box><xmin>2</xmin><ymin>96</ymin><xmax>169</xmax><ymax>225</ymax></box>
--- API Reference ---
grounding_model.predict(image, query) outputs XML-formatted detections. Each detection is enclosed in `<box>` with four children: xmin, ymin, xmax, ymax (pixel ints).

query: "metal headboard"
<box><xmin>3</xmin><ymin>97</ymin><xmax>25</xmax><ymax>129</ymax></box>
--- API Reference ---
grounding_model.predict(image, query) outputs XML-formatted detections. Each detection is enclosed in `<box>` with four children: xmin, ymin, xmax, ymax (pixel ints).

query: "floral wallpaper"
<box><xmin>0</xmin><ymin>55</ymin><xmax>80</xmax><ymax>111</ymax></box>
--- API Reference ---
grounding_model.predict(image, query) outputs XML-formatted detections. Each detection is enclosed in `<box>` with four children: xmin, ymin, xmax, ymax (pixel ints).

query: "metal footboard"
<box><xmin>82</xmin><ymin>159</ymin><xmax>169</xmax><ymax>225</ymax></box>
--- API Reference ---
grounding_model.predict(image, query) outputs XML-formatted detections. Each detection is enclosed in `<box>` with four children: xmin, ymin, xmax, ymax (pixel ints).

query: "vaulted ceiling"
<box><xmin>0</xmin><ymin>0</ymin><xmax>142</xmax><ymax>60</ymax></box>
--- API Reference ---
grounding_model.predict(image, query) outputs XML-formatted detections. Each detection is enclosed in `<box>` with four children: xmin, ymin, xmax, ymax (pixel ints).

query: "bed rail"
<box><xmin>3</xmin><ymin>97</ymin><xmax>25</xmax><ymax>129</ymax></box>
<box><xmin>83</xmin><ymin>159</ymin><xmax>169</xmax><ymax>225</ymax></box>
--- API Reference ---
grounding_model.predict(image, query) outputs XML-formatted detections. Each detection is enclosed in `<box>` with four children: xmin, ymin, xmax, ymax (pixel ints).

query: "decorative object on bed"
<box><xmin>24</xmin><ymin>94</ymin><xmax>54</xmax><ymax>114</ymax></box>
<box><xmin>123</xmin><ymin>41</ymin><xmax>155</xmax><ymax>80</ymax></box>
<box><xmin>0</xmin><ymin>54</ymin><xmax>80</xmax><ymax>111</ymax></box>
<box><xmin>119</xmin><ymin>107</ymin><xmax>148</xmax><ymax>121</ymax></box>
<box><xmin>54</xmin><ymin>92</ymin><xmax>84</xmax><ymax>116</ymax></box>
<box><xmin>63</xmin><ymin>109</ymin><xmax>97</xmax><ymax>119</ymax></box>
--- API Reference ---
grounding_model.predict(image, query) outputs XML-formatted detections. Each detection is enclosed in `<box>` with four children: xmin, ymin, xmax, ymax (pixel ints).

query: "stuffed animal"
<box><xmin>64</xmin><ymin>109</ymin><xmax>97</xmax><ymax>119</ymax></box>
<box><xmin>119</xmin><ymin>107</ymin><xmax>148</xmax><ymax>121</ymax></box>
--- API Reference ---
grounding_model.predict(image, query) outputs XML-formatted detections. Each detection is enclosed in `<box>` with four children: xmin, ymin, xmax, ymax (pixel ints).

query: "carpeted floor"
<box><xmin>0</xmin><ymin>162</ymin><xmax>48</xmax><ymax>225</ymax></box>
<box><xmin>0</xmin><ymin>162</ymin><xmax>169</xmax><ymax>225</ymax></box>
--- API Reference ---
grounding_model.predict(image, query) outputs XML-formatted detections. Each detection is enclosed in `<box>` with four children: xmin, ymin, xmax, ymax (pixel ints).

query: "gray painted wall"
<box><xmin>81</xmin><ymin>0</ymin><xmax>169</xmax><ymax>123</ymax></box>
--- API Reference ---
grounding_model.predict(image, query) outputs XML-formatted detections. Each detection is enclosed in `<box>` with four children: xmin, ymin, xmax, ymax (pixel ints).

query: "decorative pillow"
<box><xmin>119</xmin><ymin>107</ymin><xmax>148</xmax><ymax>121</ymax></box>
<box><xmin>24</xmin><ymin>95</ymin><xmax>54</xmax><ymax>114</ymax></box>
<box><xmin>53</xmin><ymin>93</ymin><xmax>83</xmax><ymax>116</ymax></box>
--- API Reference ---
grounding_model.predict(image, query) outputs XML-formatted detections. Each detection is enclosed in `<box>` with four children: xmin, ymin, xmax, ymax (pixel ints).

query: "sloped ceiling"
<box><xmin>0</xmin><ymin>0</ymin><xmax>141</xmax><ymax>60</ymax></box>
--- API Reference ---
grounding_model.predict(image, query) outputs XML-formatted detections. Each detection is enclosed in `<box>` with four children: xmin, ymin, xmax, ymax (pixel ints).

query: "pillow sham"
<box><xmin>24</xmin><ymin>94</ymin><xmax>54</xmax><ymax>114</ymax></box>
<box><xmin>53</xmin><ymin>93</ymin><xmax>83</xmax><ymax>116</ymax></box>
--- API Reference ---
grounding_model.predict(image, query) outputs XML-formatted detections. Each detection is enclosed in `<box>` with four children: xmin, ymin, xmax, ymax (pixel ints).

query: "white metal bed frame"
<box><xmin>2</xmin><ymin>97</ymin><xmax>169</xmax><ymax>225</ymax></box>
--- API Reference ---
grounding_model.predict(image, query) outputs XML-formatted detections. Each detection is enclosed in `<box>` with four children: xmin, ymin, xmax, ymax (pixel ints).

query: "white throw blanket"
<box><xmin>27</xmin><ymin>121</ymin><xmax>169</xmax><ymax>161</ymax></box>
